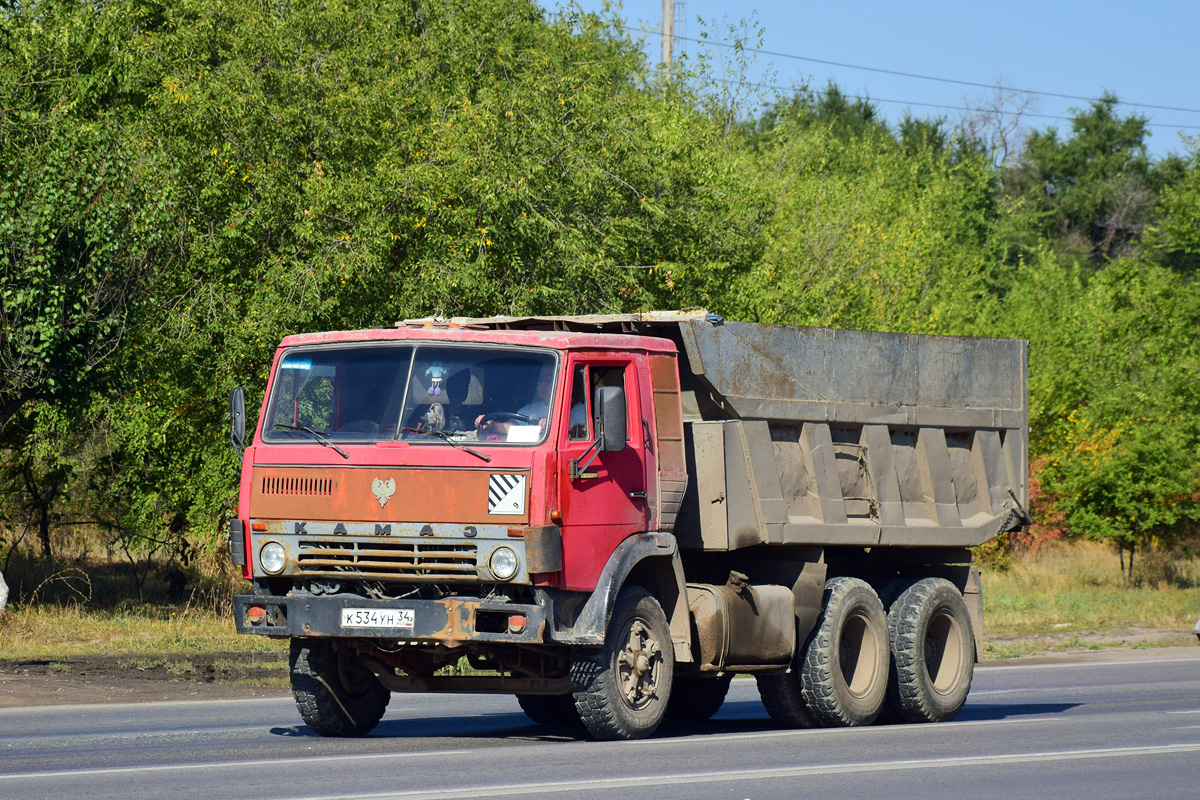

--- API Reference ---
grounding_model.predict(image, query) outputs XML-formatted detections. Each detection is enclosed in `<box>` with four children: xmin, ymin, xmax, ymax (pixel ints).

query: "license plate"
<box><xmin>341</xmin><ymin>607</ymin><xmax>414</xmax><ymax>629</ymax></box>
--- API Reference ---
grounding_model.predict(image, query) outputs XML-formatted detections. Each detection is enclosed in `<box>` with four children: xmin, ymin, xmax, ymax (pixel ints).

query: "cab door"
<box><xmin>556</xmin><ymin>356</ymin><xmax>647</xmax><ymax>590</ymax></box>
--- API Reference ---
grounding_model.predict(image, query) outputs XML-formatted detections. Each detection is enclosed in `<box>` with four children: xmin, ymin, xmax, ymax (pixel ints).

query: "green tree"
<box><xmin>1007</xmin><ymin>93</ymin><xmax>1164</xmax><ymax>262</ymax></box>
<box><xmin>1149</xmin><ymin>135</ymin><xmax>1200</xmax><ymax>271</ymax></box>
<box><xmin>992</xmin><ymin>255</ymin><xmax>1200</xmax><ymax>578</ymax></box>
<box><xmin>726</xmin><ymin>117</ymin><xmax>1003</xmax><ymax>335</ymax></box>
<box><xmin>0</xmin><ymin>124</ymin><xmax>173</xmax><ymax>429</ymax></box>
<box><xmin>741</xmin><ymin>82</ymin><xmax>889</xmax><ymax>151</ymax></box>
<box><xmin>2</xmin><ymin>0</ymin><xmax>770</xmax><ymax>560</ymax></box>
<box><xmin>1</xmin><ymin>3</ymin><xmax>176</xmax><ymax>564</ymax></box>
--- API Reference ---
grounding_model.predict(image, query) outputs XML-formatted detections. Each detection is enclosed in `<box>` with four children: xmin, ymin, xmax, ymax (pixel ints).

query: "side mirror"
<box><xmin>594</xmin><ymin>385</ymin><xmax>626</xmax><ymax>453</ymax></box>
<box><xmin>229</xmin><ymin>387</ymin><xmax>246</xmax><ymax>456</ymax></box>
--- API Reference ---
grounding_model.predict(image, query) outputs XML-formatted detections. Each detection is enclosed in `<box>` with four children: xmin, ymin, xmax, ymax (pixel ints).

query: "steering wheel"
<box><xmin>477</xmin><ymin>412</ymin><xmax>538</xmax><ymax>426</ymax></box>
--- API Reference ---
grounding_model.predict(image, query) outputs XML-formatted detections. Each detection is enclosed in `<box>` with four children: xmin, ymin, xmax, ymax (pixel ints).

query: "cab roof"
<box><xmin>277</xmin><ymin>322</ymin><xmax>682</xmax><ymax>354</ymax></box>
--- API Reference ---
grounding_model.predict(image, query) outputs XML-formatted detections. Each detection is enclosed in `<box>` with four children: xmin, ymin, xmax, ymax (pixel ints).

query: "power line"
<box><xmin>622</xmin><ymin>25</ymin><xmax>1200</xmax><ymax>117</ymax></box>
<box><xmin>706</xmin><ymin>74</ymin><xmax>1200</xmax><ymax>131</ymax></box>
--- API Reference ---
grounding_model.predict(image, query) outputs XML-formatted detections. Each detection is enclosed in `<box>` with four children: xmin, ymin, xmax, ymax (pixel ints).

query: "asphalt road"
<box><xmin>2</xmin><ymin>647</ymin><xmax>1198</xmax><ymax>800</ymax></box>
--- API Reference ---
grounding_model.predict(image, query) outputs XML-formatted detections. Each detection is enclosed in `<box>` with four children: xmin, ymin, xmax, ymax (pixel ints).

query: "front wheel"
<box><xmin>289</xmin><ymin>638</ymin><xmax>390</xmax><ymax>736</ymax></box>
<box><xmin>571</xmin><ymin>586</ymin><xmax>674</xmax><ymax>740</ymax></box>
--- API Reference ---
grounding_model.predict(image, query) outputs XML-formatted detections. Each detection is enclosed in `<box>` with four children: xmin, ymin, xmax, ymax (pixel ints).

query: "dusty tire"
<box><xmin>756</xmin><ymin>667</ymin><xmax>818</xmax><ymax>728</ymax></box>
<box><xmin>871</xmin><ymin>578</ymin><xmax>913</xmax><ymax>725</ymax></box>
<box><xmin>800</xmin><ymin>576</ymin><xmax>889</xmax><ymax>727</ymax></box>
<box><xmin>756</xmin><ymin>610</ymin><xmax>821</xmax><ymax>729</ymax></box>
<box><xmin>885</xmin><ymin>578</ymin><xmax>975</xmax><ymax>723</ymax></box>
<box><xmin>571</xmin><ymin>586</ymin><xmax>674</xmax><ymax>740</ymax></box>
<box><xmin>516</xmin><ymin>693</ymin><xmax>580</xmax><ymax>727</ymax></box>
<box><xmin>876</xmin><ymin>578</ymin><xmax>914</xmax><ymax>611</ymax></box>
<box><xmin>290</xmin><ymin>638</ymin><xmax>390</xmax><ymax>736</ymax></box>
<box><xmin>666</xmin><ymin>674</ymin><xmax>733</xmax><ymax>723</ymax></box>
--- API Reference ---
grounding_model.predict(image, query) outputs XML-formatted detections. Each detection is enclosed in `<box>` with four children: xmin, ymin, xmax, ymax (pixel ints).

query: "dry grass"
<box><xmin>0</xmin><ymin>596</ymin><xmax>285</xmax><ymax>661</ymax></box>
<box><xmin>982</xmin><ymin>539</ymin><xmax>1200</xmax><ymax>633</ymax></box>
<box><xmin>1</xmin><ymin>540</ymin><xmax>285</xmax><ymax>661</ymax></box>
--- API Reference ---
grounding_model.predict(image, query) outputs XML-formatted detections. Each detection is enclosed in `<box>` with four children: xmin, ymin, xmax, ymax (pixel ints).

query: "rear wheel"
<box><xmin>800</xmin><ymin>577</ymin><xmax>889</xmax><ymax>727</ymax></box>
<box><xmin>877</xmin><ymin>578</ymin><xmax>914</xmax><ymax>611</ymax></box>
<box><xmin>571</xmin><ymin>585</ymin><xmax>674</xmax><ymax>740</ymax></box>
<box><xmin>289</xmin><ymin>638</ymin><xmax>390</xmax><ymax>736</ymax></box>
<box><xmin>756</xmin><ymin>667</ymin><xmax>817</xmax><ymax>728</ymax></box>
<box><xmin>666</xmin><ymin>674</ymin><xmax>733</xmax><ymax>723</ymax></box>
<box><xmin>872</xmin><ymin>578</ymin><xmax>913</xmax><ymax>725</ymax></box>
<box><xmin>885</xmin><ymin>578</ymin><xmax>975</xmax><ymax>723</ymax></box>
<box><xmin>516</xmin><ymin>693</ymin><xmax>580</xmax><ymax>727</ymax></box>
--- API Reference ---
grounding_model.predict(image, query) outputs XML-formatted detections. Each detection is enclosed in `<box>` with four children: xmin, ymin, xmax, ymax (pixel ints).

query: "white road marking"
<box><xmin>626</xmin><ymin>716</ymin><xmax>1061</xmax><ymax>746</ymax></box>
<box><xmin>968</xmin><ymin>688</ymin><xmax>1037</xmax><ymax>696</ymax></box>
<box><xmin>0</xmin><ymin>748</ymin><xmax>469</xmax><ymax>781</ymax></box>
<box><xmin>301</xmin><ymin>743</ymin><xmax>1200</xmax><ymax>800</ymax></box>
<box><xmin>0</xmin><ymin>723</ymin><xmax>279</xmax><ymax>744</ymax></box>
<box><xmin>0</xmin><ymin>718</ymin><xmax>1069</xmax><ymax>783</ymax></box>
<box><xmin>979</xmin><ymin>656</ymin><xmax>1200</xmax><ymax>672</ymax></box>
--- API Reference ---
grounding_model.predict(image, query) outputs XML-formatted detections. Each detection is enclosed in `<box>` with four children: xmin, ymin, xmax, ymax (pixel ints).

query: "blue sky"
<box><xmin>544</xmin><ymin>0</ymin><xmax>1200</xmax><ymax>159</ymax></box>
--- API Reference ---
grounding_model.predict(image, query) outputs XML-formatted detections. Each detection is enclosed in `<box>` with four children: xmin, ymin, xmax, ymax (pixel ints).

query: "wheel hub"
<box><xmin>617</xmin><ymin>619</ymin><xmax>662</xmax><ymax>709</ymax></box>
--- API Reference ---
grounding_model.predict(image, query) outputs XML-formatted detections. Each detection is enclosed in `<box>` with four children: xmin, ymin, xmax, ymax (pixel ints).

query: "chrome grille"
<box><xmin>296</xmin><ymin>539</ymin><xmax>478</xmax><ymax>581</ymax></box>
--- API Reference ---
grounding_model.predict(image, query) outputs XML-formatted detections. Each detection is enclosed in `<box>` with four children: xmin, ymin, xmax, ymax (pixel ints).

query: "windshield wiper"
<box><xmin>274</xmin><ymin>424</ymin><xmax>350</xmax><ymax>459</ymax></box>
<box><xmin>401</xmin><ymin>427</ymin><xmax>492</xmax><ymax>463</ymax></box>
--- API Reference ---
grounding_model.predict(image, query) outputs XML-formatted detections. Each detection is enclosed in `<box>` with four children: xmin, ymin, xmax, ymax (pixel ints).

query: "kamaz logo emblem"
<box><xmin>371</xmin><ymin>477</ymin><xmax>396</xmax><ymax>508</ymax></box>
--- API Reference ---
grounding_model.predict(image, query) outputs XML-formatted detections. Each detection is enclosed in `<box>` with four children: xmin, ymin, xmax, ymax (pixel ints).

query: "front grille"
<box><xmin>261</xmin><ymin>476</ymin><xmax>334</xmax><ymax>496</ymax></box>
<box><xmin>296</xmin><ymin>539</ymin><xmax>478</xmax><ymax>581</ymax></box>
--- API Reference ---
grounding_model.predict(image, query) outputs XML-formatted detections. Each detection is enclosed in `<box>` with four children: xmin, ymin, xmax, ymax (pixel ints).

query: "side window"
<box><xmin>568</xmin><ymin>364</ymin><xmax>590</xmax><ymax>441</ymax></box>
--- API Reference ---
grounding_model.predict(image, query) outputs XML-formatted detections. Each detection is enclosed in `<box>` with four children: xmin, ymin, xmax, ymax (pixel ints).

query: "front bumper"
<box><xmin>233</xmin><ymin>593</ymin><xmax>549</xmax><ymax>646</ymax></box>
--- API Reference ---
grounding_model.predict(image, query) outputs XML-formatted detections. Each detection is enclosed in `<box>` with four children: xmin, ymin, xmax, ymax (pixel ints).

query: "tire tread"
<box><xmin>289</xmin><ymin>638</ymin><xmax>390</xmax><ymax>737</ymax></box>
<box><xmin>666</xmin><ymin>674</ymin><xmax>733</xmax><ymax>723</ymax></box>
<box><xmin>885</xmin><ymin>577</ymin><xmax>974</xmax><ymax>724</ymax></box>
<box><xmin>571</xmin><ymin>586</ymin><xmax>673</xmax><ymax>740</ymax></box>
<box><xmin>800</xmin><ymin>576</ymin><xmax>889</xmax><ymax>727</ymax></box>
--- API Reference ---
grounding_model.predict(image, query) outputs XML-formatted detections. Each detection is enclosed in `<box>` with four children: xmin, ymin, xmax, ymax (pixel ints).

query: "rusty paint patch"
<box><xmin>251</xmin><ymin>466</ymin><xmax>529</xmax><ymax>524</ymax></box>
<box><xmin>436</xmin><ymin>598</ymin><xmax>479</xmax><ymax>648</ymax></box>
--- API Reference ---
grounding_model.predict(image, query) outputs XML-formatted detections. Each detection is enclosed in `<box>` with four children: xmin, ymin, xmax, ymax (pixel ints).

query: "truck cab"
<box><xmin>232</xmin><ymin>322</ymin><xmax>692</xmax><ymax>739</ymax></box>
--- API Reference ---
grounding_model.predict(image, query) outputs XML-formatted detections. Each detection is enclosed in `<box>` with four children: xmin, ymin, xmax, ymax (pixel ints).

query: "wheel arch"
<box><xmin>540</xmin><ymin>533</ymin><xmax>692</xmax><ymax>663</ymax></box>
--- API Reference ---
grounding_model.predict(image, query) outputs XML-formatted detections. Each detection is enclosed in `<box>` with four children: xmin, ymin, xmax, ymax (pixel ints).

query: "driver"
<box><xmin>476</xmin><ymin>369</ymin><xmax>552</xmax><ymax>439</ymax></box>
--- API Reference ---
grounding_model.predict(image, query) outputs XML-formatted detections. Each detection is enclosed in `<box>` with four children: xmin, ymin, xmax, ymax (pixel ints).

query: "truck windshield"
<box><xmin>261</xmin><ymin>343</ymin><xmax>557</xmax><ymax>445</ymax></box>
<box><xmin>263</xmin><ymin>346</ymin><xmax>413</xmax><ymax>442</ymax></box>
<box><xmin>399</xmin><ymin>346</ymin><xmax>557</xmax><ymax>446</ymax></box>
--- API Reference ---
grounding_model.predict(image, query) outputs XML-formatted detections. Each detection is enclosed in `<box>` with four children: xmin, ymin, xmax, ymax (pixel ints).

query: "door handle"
<box><xmin>629</xmin><ymin>491</ymin><xmax>647</xmax><ymax>499</ymax></box>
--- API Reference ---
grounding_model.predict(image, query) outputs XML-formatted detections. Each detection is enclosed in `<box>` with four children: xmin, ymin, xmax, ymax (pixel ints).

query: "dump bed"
<box><xmin>410</xmin><ymin>311</ymin><xmax>1029</xmax><ymax>551</ymax></box>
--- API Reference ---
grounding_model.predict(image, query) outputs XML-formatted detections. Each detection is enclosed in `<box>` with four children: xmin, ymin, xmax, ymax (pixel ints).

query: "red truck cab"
<box><xmin>231</xmin><ymin>322</ymin><xmax>690</xmax><ymax>739</ymax></box>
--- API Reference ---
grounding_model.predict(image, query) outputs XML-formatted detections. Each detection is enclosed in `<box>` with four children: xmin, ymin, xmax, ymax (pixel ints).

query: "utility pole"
<box><xmin>662</xmin><ymin>0</ymin><xmax>674</xmax><ymax>67</ymax></box>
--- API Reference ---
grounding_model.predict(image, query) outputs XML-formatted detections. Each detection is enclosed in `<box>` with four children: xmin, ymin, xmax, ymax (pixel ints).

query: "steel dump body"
<box><xmin>431</xmin><ymin>311</ymin><xmax>1029</xmax><ymax>553</ymax></box>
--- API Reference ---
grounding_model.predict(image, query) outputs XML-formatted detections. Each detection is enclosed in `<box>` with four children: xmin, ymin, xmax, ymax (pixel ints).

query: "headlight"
<box><xmin>489</xmin><ymin>546</ymin><xmax>519</xmax><ymax>581</ymax></box>
<box><xmin>259</xmin><ymin>542</ymin><xmax>286</xmax><ymax>574</ymax></box>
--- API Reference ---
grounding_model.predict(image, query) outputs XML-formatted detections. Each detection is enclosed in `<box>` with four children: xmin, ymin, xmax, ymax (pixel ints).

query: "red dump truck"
<box><xmin>229</xmin><ymin>310</ymin><xmax>1029</xmax><ymax>740</ymax></box>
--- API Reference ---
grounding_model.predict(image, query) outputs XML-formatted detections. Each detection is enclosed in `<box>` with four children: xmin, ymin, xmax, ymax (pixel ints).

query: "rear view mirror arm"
<box><xmin>569</xmin><ymin>436</ymin><xmax>602</xmax><ymax>481</ymax></box>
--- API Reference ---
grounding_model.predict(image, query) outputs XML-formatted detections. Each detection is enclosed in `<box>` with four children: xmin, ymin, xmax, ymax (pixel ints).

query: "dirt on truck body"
<box><xmin>229</xmin><ymin>310</ymin><xmax>1029</xmax><ymax>739</ymax></box>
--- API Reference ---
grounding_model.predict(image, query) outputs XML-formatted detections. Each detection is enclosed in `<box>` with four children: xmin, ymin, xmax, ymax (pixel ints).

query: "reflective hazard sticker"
<box><xmin>488</xmin><ymin>474</ymin><xmax>526</xmax><ymax>515</ymax></box>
